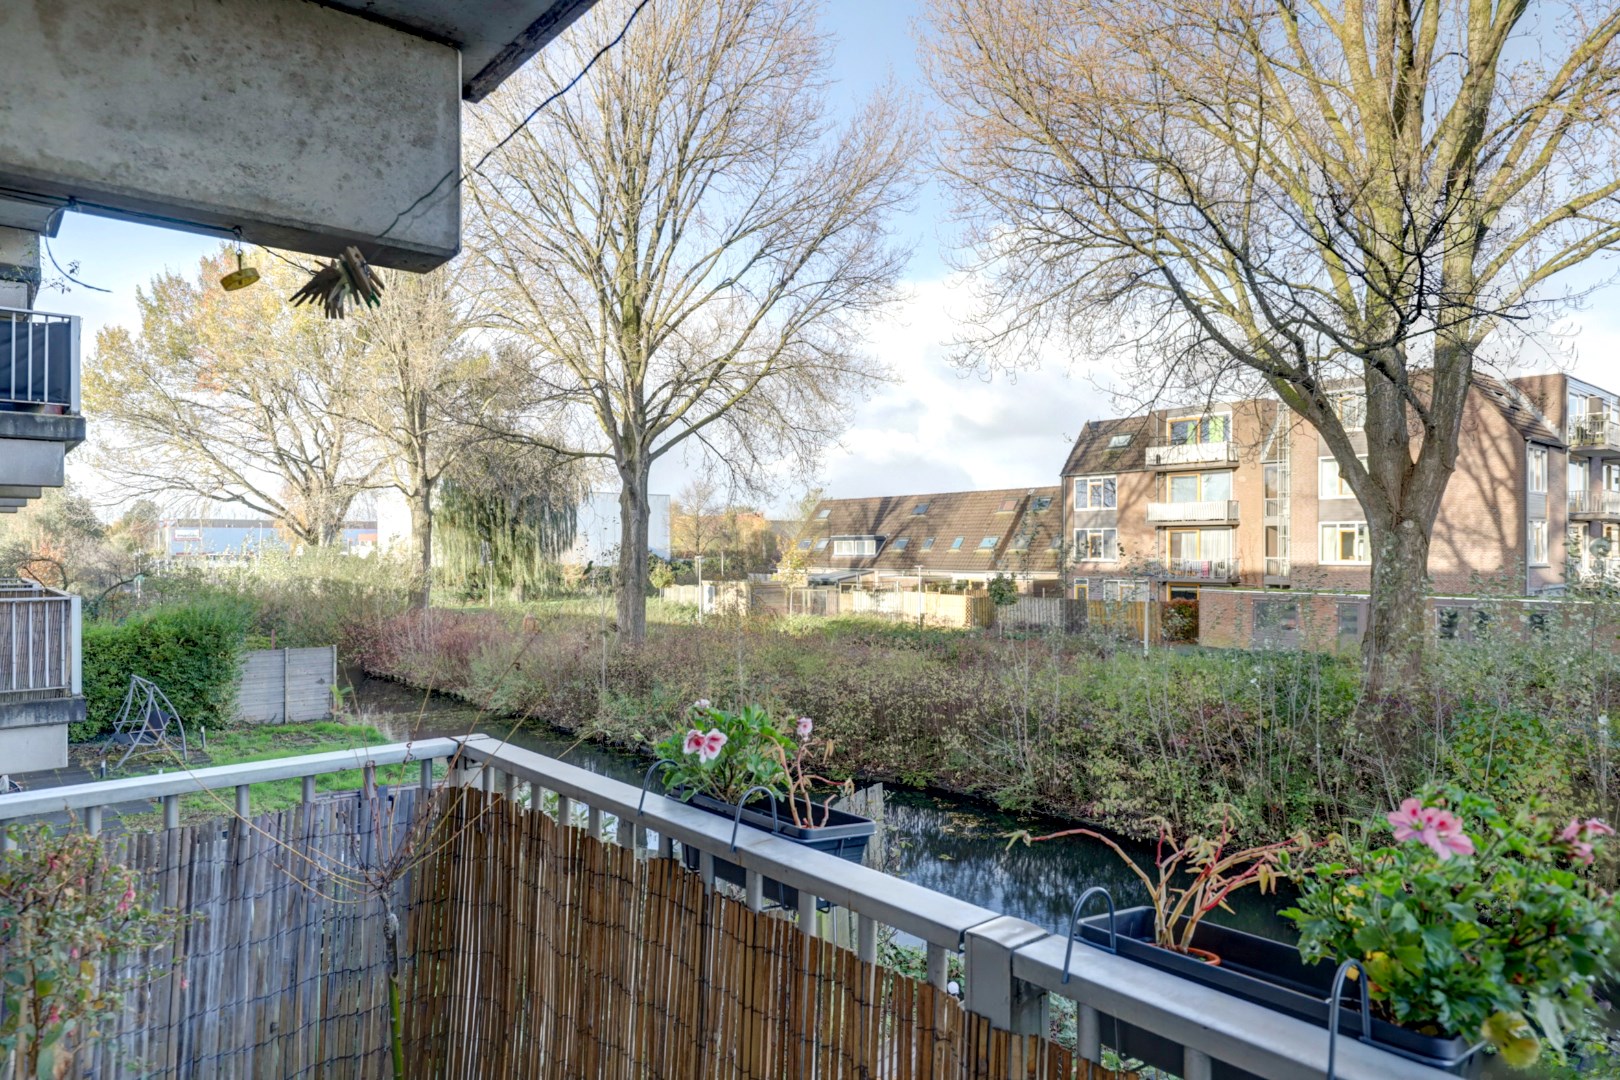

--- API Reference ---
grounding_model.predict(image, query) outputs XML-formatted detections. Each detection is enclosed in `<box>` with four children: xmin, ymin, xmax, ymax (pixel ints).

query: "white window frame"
<box><xmin>832</xmin><ymin>537</ymin><xmax>878</xmax><ymax>557</ymax></box>
<box><xmin>1073</xmin><ymin>528</ymin><xmax>1119</xmax><ymax>562</ymax></box>
<box><xmin>1528</xmin><ymin>445</ymin><xmax>1548</xmax><ymax>495</ymax></box>
<box><xmin>1317</xmin><ymin>455</ymin><xmax>1366</xmax><ymax>500</ymax></box>
<box><xmin>1320</xmin><ymin>521</ymin><xmax>1371</xmax><ymax>565</ymax></box>
<box><xmin>1529</xmin><ymin>519</ymin><xmax>1549</xmax><ymax>566</ymax></box>
<box><xmin>1331</xmin><ymin>392</ymin><xmax>1366</xmax><ymax>432</ymax></box>
<box><xmin>1073</xmin><ymin>475</ymin><xmax>1117</xmax><ymax>510</ymax></box>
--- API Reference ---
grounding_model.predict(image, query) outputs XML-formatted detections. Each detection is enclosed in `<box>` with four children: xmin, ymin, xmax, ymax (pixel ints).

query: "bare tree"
<box><xmin>671</xmin><ymin>471</ymin><xmax>726</xmax><ymax>563</ymax></box>
<box><xmin>86</xmin><ymin>249</ymin><xmax>378</xmax><ymax>548</ymax></box>
<box><xmin>927</xmin><ymin>0</ymin><xmax>1620</xmax><ymax>695</ymax></box>
<box><xmin>464</xmin><ymin>0</ymin><xmax>918</xmax><ymax>642</ymax></box>
<box><xmin>350</xmin><ymin>266</ymin><xmax>505</xmax><ymax>608</ymax></box>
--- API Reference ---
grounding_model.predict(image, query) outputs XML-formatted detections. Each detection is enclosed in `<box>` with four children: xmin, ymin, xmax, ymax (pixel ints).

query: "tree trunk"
<box><xmin>407</xmin><ymin>484</ymin><xmax>433</xmax><ymax>610</ymax></box>
<box><xmin>617</xmin><ymin>462</ymin><xmax>652</xmax><ymax>644</ymax></box>
<box><xmin>1361</xmin><ymin>515</ymin><xmax>1431</xmax><ymax>699</ymax></box>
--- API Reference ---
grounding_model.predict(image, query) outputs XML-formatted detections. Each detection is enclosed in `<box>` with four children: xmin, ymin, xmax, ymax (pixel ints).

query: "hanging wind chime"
<box><xmin>289</xmin><ymin>245</ymin><xmax>385</xmax><ymax>318</ymax></box>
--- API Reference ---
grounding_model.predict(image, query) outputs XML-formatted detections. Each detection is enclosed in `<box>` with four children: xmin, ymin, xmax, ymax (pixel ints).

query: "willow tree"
<box><xmin>86</xmin><ymin>249</ymin><xmax>376</xmax><ymax>547</ymax></box>
<box><xmin>350</xmin><ymin>266</ymin><xmax>502</xmax><ymax>608</ymax></box>
<box><xmin>927</xmin><ymin>0</ymin><xmax>1620</xmax><ymax>695</ymax></box>
<box><xmin>465</xmin><ymin>0</ymin><xmax>917</xmax><ymax>642</ymax></box>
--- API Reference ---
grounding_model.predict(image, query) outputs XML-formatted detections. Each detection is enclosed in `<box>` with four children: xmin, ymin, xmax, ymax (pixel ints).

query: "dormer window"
<box><xmin>832</xmin><ymin>535</ymin><xmax>879</xmax><ymax>556</ymax></box>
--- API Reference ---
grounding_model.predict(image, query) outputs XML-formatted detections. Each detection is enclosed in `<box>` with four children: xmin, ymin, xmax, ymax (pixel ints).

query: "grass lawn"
<box><xmin>104</xmin><ymin>720</ymin><xmax>446</xmax><ymax>822</ymax></box>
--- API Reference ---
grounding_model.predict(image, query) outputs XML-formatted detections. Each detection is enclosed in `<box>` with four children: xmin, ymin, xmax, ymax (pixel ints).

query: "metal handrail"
<box><xmin>0</xmin><ymin>737</ymin><xmax>464</xmax><ymax>820</ymax></box>
<box><xmin>1</xmin><ymin>305</ymin><xmax>79</xmax><ymax>412</ymax></box>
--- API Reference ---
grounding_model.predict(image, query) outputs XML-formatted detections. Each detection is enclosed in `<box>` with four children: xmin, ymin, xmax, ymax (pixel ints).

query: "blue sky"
<box><xmin>46</xmin><ymin>0</ymin><xmax>1620</xmax><ymax>515</ymax></box>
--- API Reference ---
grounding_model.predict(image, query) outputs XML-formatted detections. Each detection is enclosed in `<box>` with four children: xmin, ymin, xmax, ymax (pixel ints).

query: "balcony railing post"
<box><xmin>68</xmin><ymin>594</ymin><xmax>80</xmax><ymax>694</ymax></box>
<box><xmin>963</xmin><ymin>916</ymin><xmax>1049</xmax><ymax>1036</ymax></box>
<box><xmin>68</xmin><ymin>315</ymin><xmax>80</xmax><ymax>414</ymax></box>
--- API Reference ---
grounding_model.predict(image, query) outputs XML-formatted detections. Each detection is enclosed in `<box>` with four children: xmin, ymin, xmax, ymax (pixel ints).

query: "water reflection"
<box><xmin>354</xmin><ymin>675</ymin><xmax>1290</xmax><ymax>941</ymax></box>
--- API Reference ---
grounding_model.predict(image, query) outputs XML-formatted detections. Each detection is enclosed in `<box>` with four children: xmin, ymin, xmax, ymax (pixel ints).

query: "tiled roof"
<box><xmin>1060</xmin><ymin>415</ymin><xmax>1150</xmax><ymax>477</ymax></box>
<box><xmin>802</xmin><ymin>486</ymin><xmax>1064</xmax><ymax>576</ymax></box>
<box><xmin>1473</xmin><ymin>375</ymin><xmax>1563</xmax><ymax>446</ymax></box>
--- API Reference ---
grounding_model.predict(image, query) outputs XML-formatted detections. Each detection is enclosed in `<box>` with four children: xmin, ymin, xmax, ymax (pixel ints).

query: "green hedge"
<box><xmin>76</xmin><ymin>601</ymin><xmax>254</xmax><ymax>742</ymax></box>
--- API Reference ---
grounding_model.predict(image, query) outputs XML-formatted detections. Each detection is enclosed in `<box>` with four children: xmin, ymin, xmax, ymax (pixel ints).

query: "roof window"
<box><xmin>950</xmin><ymin>537</ymin><xmax>965</xmax><ymax>550</ymax></box>
<box><xmin>893</xmin><ymin>537</ymin><xmax>910</xmax><ymax>550</ymax></box>
<box><xmin>912</xmin><ymin>502</ymin><xmax>929</xmax><ymax>515</ymax></box>
<box><xmin>1108</xmin><ymin>434</ymin><xmax>1133</xmax><ymax>450</ymax></box>
<box><xmin>978</xmin><ymin>536</ymin><xmax>998</xmax><ymax>549</ymax></box>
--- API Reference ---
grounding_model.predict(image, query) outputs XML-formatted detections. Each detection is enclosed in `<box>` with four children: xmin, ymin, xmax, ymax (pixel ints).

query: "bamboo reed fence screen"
<box><xmin>23</xmin><ymin>787</ymin><xmax>431</xmax><ymax>1079</ymax></box>
<box><xmin>404</xmin><ymin>792</ymin><xmax>1124</xmax><ymax>1080</ymax></box>
<box><xmin>9</xmin><ymin>786</ymin><xmax>1133</xmax><ymax>1079</ymax></box>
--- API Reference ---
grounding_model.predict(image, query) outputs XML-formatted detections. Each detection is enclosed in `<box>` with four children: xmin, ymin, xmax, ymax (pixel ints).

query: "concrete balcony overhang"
<box><xmin>1146</xmin><ymin>499</ymin><xmax>1239</xmax><ymax>524</ymax></box>
<box><xmin>1145</xmin><ymin>441</ymin><xmax>1238</xmax><ymax>468</ymax></box>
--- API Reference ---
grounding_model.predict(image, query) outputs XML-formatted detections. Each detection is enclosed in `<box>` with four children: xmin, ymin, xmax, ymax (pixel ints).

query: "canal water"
<box><xmin>353</xmin><ymin>674</ymin><xmax>1292</xmax><ymax>941</ymax></box>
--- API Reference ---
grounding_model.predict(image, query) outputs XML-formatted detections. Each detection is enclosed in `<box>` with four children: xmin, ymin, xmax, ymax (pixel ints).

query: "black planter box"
<box><xmin>679</xmin><ymin>791</ymin><xmax>873</xmax><ymax>911</ymax></box>
<box><xmin>1074</xmin><ymin>907</ymin><xmax>1482</xmax><ymax>1078</ymax></box>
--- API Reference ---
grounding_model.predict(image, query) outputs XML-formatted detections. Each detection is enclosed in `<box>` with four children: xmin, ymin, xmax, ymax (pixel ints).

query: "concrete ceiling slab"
<box><xmin>317</xmin><ymin>0</ymin><xmax>598</xmax><ymax>101</ymax></box>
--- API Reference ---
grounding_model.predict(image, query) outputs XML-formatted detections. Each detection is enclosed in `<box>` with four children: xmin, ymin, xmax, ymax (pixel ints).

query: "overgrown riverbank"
<box><xmin>354</xmin><ymin>606</ymin><xmax>1619</xmax><ymax>863</ymax></box>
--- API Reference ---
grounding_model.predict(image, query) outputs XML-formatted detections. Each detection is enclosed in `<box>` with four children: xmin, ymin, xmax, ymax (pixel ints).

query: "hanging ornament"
<box><xmin>219</xmin><ymin>231</ymin><xmax>260</xmax><ymax>291</ymax></box>
<box><xmin>289</xmin><ymin>245</ymin><xmax>385</xmax><ymax>318</ymax></box>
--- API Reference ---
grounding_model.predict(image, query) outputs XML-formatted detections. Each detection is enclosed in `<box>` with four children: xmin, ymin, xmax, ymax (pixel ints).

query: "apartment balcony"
<box><xmin>0</xmin><ymin>579</ymin><xmax>83</xmax><ymax>772</ymax></box>
<box><xmin>0</xmin><ymin>735</ymin><xmax>1456</xmax><ymax>1080</ymax></box>
<box><xmin>1567</xmin><ymin>415</ymin><xmax>1620</xmax><ymax>457</ymax></box>
<box><xmin>1568</xmin><ymin>490</ymin><xmax>1620</xmax><ymax>520</ymax></box>
<box><xmin>1145</xmin><ymin>439</ymin><xmax>1238</xmax><ymax>468</ymax></box>
<box><xmin>0</xmin><ymin>306</ymin><xmax>85</xmax><ymax>510</ymax></box>
<box><xmin>1164</xmin><ymin>556</ymin><xmax>1241</xmax><ymax>582</ymax></box>
<box><xmin>1146</xmin><ymin>499</ymin><xmax>1240</xmax><ymax>524</ymax></box>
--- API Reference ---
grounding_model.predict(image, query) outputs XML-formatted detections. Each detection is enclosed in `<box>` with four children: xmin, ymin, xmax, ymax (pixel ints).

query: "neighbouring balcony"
<box><xmin>1164</xmin><ymin>556</ymin><xmax>1241</xmax><ymax>582</ymax></box>
<box><xmin>0</xmin><ymin>579</ymin><xmax>83</xmax><ymax>772</ymax></box>
<box><xmin>1568</xmin><ymin>490</ymin><xmax>1620</xmax><ymax>519</ymax></box>
<box><xmin>1567</xmin><ymin>414</ymin><xmax>1620</xmax><ymax>456</ymax></box>
<box><xmin>1145</xmin><ymin>440</ymin><xmax>1238</xmax><ymax>468</ymax></box>
<box><xmin>0</xmin><ymin>736</ymin><xmax>1452</xmax><ymax>1080</ymax></box>
<box><xmin>0</xmin><ymin>306</ymin><xmax>84</xmax><ymax>509</ymax></box>
<box><xmin>1</xmin><ymin>306</ymin><xmax>79</xmax><ymax>413</ymax></box>
<box><xmin>1146</xmin><ymin>499</ymin><xmax>1239</xmax><ymax>524</ymax></box>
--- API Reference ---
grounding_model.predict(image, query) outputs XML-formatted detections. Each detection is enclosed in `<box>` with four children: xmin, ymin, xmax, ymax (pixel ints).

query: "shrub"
<box><xmin>78</xmin><ymin>600</ymin><xmax>253</xmax><ymax>741</ymax></box>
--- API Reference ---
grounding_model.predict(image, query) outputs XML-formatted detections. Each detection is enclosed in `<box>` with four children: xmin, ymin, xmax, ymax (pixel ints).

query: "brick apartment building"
<box><xmin>797</xmin><ymin>486</ymin><xmax>1064</xmax><ymax>590</ymax></box>
<box><xmin>1061</xmin><ymin>373</ymin><xmax>1620</xmax><ymax>604</ymax></box>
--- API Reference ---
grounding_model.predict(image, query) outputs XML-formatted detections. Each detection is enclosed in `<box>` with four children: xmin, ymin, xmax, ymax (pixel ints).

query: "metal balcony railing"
<box><xmin>1568</xmin><ymin>490</ymin><xmax>1620</xmax><ymax>517</ymax></box>
<box><xmin>1145</xmin><ymin>440</ymin><xmax>1237</xmax><ymax>467</ymax></box>
<box><xmin>1146</xmin><ymin>499</ymin><xmax>1239</xmax><ymax>523</ymax></box>
<box><xmin>1165</xmin><ymin>556</ymin><xmax>1241</xmax><ymax>581</ymax></box>
<box><xmin>0</xmin><ymin>582</ymin><xmax>81</xmax><ymax>696</ymax></box>
<box><xmin>0</xmin><ymin>736</ymin><xmax>1451</xmax><ymax>1080</ymax></box>
<box><xmin>0</xmin><ymin>306</ymin><xmax>80</xmax><ymax>413</ymax></box>
<box><xmin>1567</xmin><ymin>414</ymin><xmax>1620</xmax><ymax>451</ymax></box>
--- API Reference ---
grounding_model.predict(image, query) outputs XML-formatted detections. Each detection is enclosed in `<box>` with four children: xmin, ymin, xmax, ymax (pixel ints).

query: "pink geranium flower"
<box><xmin>691</xmin><ymin>698</ymin><xmax>712</xmax><ymax>711</ymax></box>
<box><xmin>682</xmin><ymin>729</ymin><xmax>705</xmax><ymax>756</ymax></box>
<box><xmin>698</xmin><ymin>729</ymin><xmax>727</xmax><ymax>763</ymax></box>
<box><xmin>1387</xmin><ymin>797</ymin><xmax>1475</xmax><ymax>860</ymax></box>
<box><xmin>796</xmin><ymin>717</ymin><xmax>814</xmax><ymax>739</ymax></box>
<box><xmin>1558</xmin><ymin>817</ymin><xmax>1614</xmax><ymax>864</ymax></box>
